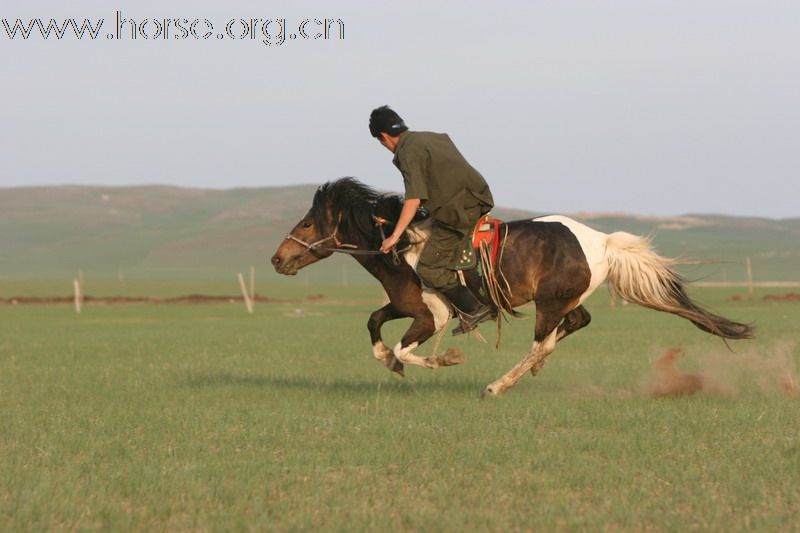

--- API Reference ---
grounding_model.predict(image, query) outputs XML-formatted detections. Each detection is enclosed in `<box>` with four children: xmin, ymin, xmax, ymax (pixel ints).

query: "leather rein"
<box><xmin>284</xmin><ymin>213</ymin><xmax>404</xmax><ymax>264</ymax></box>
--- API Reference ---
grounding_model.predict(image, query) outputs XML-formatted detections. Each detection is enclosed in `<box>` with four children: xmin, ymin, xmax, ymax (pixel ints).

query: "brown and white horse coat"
<box><xmin>271</xmin><ymin>178</ymin><xmax>752</xmax><ymax>397</ymax></box>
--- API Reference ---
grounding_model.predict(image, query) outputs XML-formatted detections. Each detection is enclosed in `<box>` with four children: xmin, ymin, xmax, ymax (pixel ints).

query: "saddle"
<box><xmin>454</xmin><ymin>214</ymin><xmax>503</xmax><ymax>271</ymax></box>
<box><xmin>453</xmin><ymin>214</ymin><xmax>516</xmax><ymax>339</ymax></box>
<box><xmin>472</xmin><ymin>215</ymin><xmax>502</xmax><ymax>266</ymax></box>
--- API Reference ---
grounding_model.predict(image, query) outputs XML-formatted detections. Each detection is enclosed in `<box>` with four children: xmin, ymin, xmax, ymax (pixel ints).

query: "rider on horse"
<box><xmin>369</xmin><ymin>105</ymin><xmax>495</xmax><ymax>335</ymax></box>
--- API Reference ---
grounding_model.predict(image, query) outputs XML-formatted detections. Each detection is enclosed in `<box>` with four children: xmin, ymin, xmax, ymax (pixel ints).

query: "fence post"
<box><xmin>73</xmin><ymin>279</ymin><xmax>82</xmax><ymax>314</ymax></box>
<box><xmin>238</xmin><ymin>273</ymin><xmax>254</xmax><ymax>314</ymax></box>
<box><xmin>745</xmin><ymin>257</ymin><xmax>754</xmax><ymax>300</ymax></box>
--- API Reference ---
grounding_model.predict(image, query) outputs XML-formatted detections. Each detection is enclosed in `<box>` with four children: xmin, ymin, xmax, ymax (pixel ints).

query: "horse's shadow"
<box><xmin>182</xmin><ymin>372</ymin><xmax>484</xmax><ymax>395</ymax></box>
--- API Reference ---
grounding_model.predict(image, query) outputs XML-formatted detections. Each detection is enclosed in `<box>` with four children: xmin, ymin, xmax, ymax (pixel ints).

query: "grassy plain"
<box><xmin>1</xmin><ymin>284</ymin><xmax>799</xmax><ymax>531</ymax></box>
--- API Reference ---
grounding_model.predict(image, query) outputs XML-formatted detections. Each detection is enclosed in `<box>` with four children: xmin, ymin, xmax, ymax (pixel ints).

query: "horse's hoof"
<box><xmin>480</xmin><ymin>386</ymin><xmax>499</xmax><ymax>399</ymax></box>
<box><xmin>391</xmin><ymin>362</ymin><xmax>405</xmax><ymax>378</ymax></box>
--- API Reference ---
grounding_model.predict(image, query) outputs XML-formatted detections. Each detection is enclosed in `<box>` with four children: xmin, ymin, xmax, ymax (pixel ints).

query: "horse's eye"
<box><xmin>302</xmin><ymin>221</ymin><xmax>313</xmax><ymax>228</ymax></box>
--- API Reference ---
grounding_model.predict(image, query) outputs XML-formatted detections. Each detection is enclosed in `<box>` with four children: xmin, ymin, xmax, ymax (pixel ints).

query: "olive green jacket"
<box><xmin>392</xmin><ymin>131</ymin><xmax>494</xmax><ymax>233</ymax></box>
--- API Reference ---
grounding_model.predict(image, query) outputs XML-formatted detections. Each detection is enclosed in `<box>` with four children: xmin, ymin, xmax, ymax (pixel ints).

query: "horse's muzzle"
<box><xmin>271</xmin><ymin>253</ymin><xmax>298</xmax><ymax>275</ymax></box>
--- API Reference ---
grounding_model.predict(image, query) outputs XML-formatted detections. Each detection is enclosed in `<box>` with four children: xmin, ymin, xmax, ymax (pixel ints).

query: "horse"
<box><xmin>270</xmin><ymin>178</ymin><xmax>753</xmax><ymax>397</ymax></box>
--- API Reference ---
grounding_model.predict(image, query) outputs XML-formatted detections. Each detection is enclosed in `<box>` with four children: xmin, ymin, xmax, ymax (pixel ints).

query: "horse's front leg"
<box><xmin>367</xmin><ymin>304</ymin><xmax>405</xmax><ymax>376</ymax></box>
<box><xmin>393</xmin><ymin>312</ymin><xmax>464</xmax><ymax>370</ymax></box>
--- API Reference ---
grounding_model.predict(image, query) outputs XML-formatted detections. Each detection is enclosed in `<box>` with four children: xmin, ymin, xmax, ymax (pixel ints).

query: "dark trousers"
<box><xmin>416</xmin><ymin>205</ymin><xmax>484</xmax><ymax>291</ymax></box>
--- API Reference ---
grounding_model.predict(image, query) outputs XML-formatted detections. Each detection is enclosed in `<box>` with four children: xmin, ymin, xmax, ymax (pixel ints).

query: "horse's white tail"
<box><xmin>604</xmin><ymin>232</ymin><xmax>752</xmax><ymax>340</ymax></box>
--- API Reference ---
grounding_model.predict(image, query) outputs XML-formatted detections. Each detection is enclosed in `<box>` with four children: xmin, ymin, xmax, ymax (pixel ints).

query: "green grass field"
<box><xmin>2</xmin><ymin>285</ymin><xmax>799</xmax><ymax>531</ymax></box>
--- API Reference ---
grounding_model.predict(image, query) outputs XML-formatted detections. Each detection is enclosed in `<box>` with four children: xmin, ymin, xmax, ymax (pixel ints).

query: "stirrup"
<box><xmin>452</xmin><ymin>307</ymin><xmax>494</xmax><ymax>336</ymax></box>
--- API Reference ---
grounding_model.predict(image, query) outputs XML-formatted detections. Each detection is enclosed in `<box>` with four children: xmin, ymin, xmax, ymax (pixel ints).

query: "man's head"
<box><xmin>369</xmin><ymin>105</ymin><xmax>408</xmax><ymax>152</ymax></box>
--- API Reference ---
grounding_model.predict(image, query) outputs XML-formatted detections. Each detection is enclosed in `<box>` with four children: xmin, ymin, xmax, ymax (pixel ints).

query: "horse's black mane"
<box><xmin>310</xmin><ymin>178</ymin><xmax>411</xmax><ymax>266</ymax></box>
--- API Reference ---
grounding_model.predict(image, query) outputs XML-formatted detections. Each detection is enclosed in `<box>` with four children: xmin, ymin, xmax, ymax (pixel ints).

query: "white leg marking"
<box><xmin>483</xmin><ymin>329</ymin><xmax>559</xmax><ymax>397</ymax></box>
<box><xmin>372</xmin><ymin>340</ymin><xmax>404</xmax><ymax>374</ymax></box>
<box><xmin>392</xmin><ymin>341</ymin><xmax>438</xmax><ymax>369</ymax></box>
<box><xmin>372</xmin><ymin>341</ymin><xmax>392</xmax><ymax>362</ymax></box>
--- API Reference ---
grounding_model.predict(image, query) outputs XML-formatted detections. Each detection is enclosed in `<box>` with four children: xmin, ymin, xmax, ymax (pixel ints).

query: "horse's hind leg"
<box><xmin>529</xmin><ymin>305</ymin><xmax>592</xmax><ymax>376</ymax></box>
<box><xmin>556</xmin><ymin>305</ymin><xmax>591</xmax><ymax>342</ymax></box>
<box><xmin>367</xmin><ymin>304</ymin><xmax>405</xmax><ymax>376</ymax></box>
<box><xmin>482</xmin><ymin>308</ymin><xmax>564</xmax><ymax>397</ymax></box>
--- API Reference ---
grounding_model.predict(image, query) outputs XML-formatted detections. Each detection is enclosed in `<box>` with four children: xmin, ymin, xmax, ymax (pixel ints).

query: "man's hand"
<box><xmin>380</xmin><ymin>233</ymin><xmax>401</xmax><ymax>253</ymax></box>
<box><xmin>379</xmin><ymin>197</ymin><xmax>420</xmax><ymax>254</ymax></box>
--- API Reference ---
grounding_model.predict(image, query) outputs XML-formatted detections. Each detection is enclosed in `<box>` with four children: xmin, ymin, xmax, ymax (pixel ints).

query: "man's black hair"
<box><xmin>369</xmin><ymin>105</ymin><xmax>408</xmax><ymax>138</ymax></box>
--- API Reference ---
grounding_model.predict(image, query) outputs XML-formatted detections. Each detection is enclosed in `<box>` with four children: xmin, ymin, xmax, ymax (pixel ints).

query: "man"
<box><xmin>369</xmin><ymin>105</ymin><xmax>494</xmax><ymax>335</ymax></box>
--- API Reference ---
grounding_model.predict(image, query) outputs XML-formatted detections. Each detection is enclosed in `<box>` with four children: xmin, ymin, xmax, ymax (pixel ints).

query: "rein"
<box><xmin>284</xmin><ymin>213</ymin><xmax>406</xmax><ymax>263</ymax></box>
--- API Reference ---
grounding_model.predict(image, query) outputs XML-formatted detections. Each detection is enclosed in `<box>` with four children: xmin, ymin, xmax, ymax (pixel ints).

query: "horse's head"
<box><xmin>272</xmin><ymin>178</ymin><xmax>405</xmax><ymax>275</ymax></box>
<box><xmin>271</xmin><ymin>201</ymin><xmax>338</xmax><ymax>275</ymax></box>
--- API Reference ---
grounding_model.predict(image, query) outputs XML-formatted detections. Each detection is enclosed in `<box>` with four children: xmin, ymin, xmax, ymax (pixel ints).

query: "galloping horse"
<box><xmin>271</xmin><ymin>178</ymin><xmax>752</xmax><ymax>397</ymax></box>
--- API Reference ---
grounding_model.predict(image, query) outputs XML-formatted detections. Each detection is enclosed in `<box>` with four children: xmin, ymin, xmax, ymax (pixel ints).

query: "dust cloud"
<box><xmin>586</xmin><ymin>342</ymin><xmax>798</xmax><ymax>399</ymax></box>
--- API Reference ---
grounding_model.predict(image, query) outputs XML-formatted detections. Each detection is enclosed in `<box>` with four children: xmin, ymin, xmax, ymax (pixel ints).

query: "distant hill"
<box><xmin>1</xmin><ymin>184</ymin><xmax>798</xmax><ymax>282</ymax></box>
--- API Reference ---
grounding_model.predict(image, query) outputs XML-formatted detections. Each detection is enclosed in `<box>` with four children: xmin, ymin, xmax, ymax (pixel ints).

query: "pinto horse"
<box><xmin>271</xmin><ymin>178</ymin><xmax>752</xmax><ymax>397</ymax></box>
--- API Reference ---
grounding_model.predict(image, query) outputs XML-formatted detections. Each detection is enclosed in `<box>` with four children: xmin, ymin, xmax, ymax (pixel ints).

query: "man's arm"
<box><xmin>380</xmin><ymin>197</ymin><xmax>421</xmax><ymax>253</ymax></box>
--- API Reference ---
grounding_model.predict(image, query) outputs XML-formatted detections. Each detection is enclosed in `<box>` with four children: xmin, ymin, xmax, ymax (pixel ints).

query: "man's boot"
<box><xmin>443</xmin><ymin>285</ymin><xmax>494</xmax><ymax>336</ymax></box>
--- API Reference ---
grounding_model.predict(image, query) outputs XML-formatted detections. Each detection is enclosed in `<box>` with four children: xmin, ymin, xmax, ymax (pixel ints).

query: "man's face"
<box><xmin>377</xmin><ymin>132</ymin><xmax>398</xmax><ymax>153</ymax></box>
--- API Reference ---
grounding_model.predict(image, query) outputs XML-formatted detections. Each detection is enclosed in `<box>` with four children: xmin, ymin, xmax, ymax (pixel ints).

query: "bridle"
<box><xmin>285</xmin><ymin>232</ymin><xmax>355</xmax><ymax>253</ymax></box>
<box><xmin>284</xmin><ymin>212</ymin><xmax>359</xmax><ymax>254</ymax></box>
<box><xmin>283</xmin><ymin>212</ymin><xmax>406</xmax><ymax>264</ymax></box>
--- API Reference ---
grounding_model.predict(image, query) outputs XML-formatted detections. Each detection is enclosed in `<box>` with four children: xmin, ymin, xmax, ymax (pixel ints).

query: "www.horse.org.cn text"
<box><xmin>2</xmin><ymin>11</ymin><xmax>345</xmax><ymax>47</ymax></box>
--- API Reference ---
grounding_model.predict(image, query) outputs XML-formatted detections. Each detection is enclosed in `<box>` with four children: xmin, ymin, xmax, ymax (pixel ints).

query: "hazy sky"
<box><xmin>2</xmin><ymin>1</ymin><xmax>797</xmax><ymax>217</ymax></box>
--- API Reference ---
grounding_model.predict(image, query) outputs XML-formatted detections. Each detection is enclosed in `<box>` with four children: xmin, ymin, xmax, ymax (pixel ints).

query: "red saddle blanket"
<box><xmin>471</xmin><ymin>215</ymin><xmax>502</xmax><ymax>267</ymax></box>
